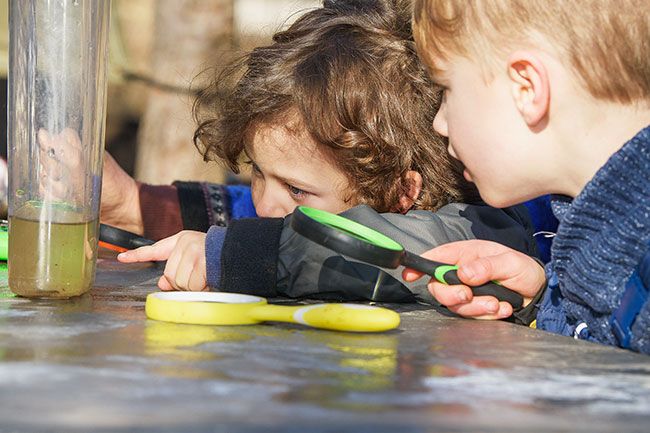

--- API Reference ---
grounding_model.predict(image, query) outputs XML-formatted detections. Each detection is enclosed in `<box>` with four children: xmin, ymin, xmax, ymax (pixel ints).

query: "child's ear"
<box><xmin>396</xmin><ymin>170</ymin><xmax>423</xmax><ymax>213</ymax></box>
<box><xmin>507</xmin><ymin>51</ymin><xmax>550</xmax><ymax>127</ymax></box>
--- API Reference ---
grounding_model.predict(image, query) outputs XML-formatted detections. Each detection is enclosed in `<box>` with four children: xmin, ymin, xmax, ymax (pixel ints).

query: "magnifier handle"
<box><xmin>252</xmin><ymin>304</ymin><xmax>400</xmax><ymax>332</ymax></box>
<box><xmin>401</xmin><ymin>251</ymin><xmax>524</xmax><ymax>309</ymax></box>
<box><xmin>440</xmin><ymin>269</ymin><xmax>523</xmax><ymax>309</ymax></box>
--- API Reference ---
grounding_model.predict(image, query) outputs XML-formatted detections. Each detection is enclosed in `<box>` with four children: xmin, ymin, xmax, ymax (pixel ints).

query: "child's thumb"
<box><xmin>457</xmin><ymin>252</ymin><xmax>543</xmax><ymax>298</ymax></box>
<box><xmin>457</xmin><ymin>258</ymin><xmax>493</xmax><ymax>285</ymax></box>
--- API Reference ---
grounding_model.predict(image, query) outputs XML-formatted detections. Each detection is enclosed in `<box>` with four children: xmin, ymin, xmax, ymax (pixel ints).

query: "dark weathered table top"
<box><xmin>0</xmin><ymin>250</ymin><xmax>649</xmax><ymax>433</ymax></box>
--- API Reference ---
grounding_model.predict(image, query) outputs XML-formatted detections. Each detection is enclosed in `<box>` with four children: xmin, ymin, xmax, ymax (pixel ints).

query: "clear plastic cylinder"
<box><xmin>7</xmin><ymin>0</ymin><xmax>111</xmax><ymax>298</ymax></box>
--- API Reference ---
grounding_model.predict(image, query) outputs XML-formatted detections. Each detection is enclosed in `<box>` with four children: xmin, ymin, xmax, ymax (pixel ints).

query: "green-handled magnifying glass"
<box><xmin>290</xmin><ymin>206</ymin><xmax>523</xmax><ymax>309</ymax></box>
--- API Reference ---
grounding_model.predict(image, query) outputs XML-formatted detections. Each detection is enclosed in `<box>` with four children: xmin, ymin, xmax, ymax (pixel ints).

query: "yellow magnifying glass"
<box><xmin>145</xmin><ymin>292</ymin><xmax>400</xmax><ymax>332</ymax></box>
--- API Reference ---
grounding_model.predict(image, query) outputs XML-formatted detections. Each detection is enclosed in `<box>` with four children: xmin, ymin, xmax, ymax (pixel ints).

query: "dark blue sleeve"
<box><xmin>225</xmin><ymin>185</ymin><xmax>257</xmax><ymax>220</ymax></box>
<box><xmin>204</xmin><ymin>185</ymin><xmax>259</xmax><ymax>290</ymax></box>
<box><xmin>523</xmin><ymin>195</ymin><xmax>559</xmax><ymax>264</ymax></box>
<box><xmin>205</xmin><ymin>225</ymin><xmax>228</xmax><ymax>289</ymax></box>
<box><xmin>536</xmin><ymin>262</ymin><xmax>574</xmax><ymax>337</ymax></box>
<box><xmin>627</xmin><ymin>244</ymin><xmax>650</xmax><ymax>353</ymax></box>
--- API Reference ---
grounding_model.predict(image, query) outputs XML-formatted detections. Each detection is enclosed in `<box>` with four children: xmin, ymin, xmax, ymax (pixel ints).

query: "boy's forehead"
<box><xmin>424</xmin><ymin>57</ymin><xmax>451</xmax><ymax>82</ymax></box>
<box><xmin>415</xmin><ymin>48</ymin><xmax>452</xmax><ymax>84</ymax></box>
<box><xmin>412</xmin><ymin>23</ymin><xmax>451</xmax><ymax>82</ymax></box>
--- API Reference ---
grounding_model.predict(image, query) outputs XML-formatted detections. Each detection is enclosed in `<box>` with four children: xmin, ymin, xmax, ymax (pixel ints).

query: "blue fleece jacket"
<box><xmin>537</xmin><ymin>125</ymin><xmax>650</xmax><ymax>354</ymax></box>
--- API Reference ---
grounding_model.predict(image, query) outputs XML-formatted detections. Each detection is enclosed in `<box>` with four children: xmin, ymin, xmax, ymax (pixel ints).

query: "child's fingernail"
<box><xmin>117</xmin><ymin>252</ymin><xmax>127</xmax><ymax>259</ymax></box>
<box><xmin>460</xmin><ymin>265</ymin><xmax>476</xmax><ymax>280</ymax></box>
<box><xmin>485</xmin><ymin>300</ymin><xmax>499</xmax><ymax>314</ymax></box>
<box><xmin>456</xmin><ymin>289</ymin><xmax>469</xmax><ymax>303</ymax></box>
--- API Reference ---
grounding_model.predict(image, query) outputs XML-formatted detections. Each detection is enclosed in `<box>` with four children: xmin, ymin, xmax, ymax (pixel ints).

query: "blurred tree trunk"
<box><xmin>135</xmin><ymin>0</ymin><xmax>233</xmax><ymax>185</ymax></box>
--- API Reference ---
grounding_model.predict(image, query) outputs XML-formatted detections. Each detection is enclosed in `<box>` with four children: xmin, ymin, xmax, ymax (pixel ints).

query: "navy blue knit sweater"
<box><xmin>537</xmin><ymin>125</ymin><xmax>650</xmax><ymax>354</ymax></box>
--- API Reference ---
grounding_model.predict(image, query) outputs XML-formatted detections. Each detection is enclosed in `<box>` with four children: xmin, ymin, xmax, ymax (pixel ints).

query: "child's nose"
<box><xmin>255</xmin><ymin>195</ymin><xmax>290</xmax><ymax>218</ymax></box>
<box><xmin>432</xmin><ymin>107</ymin><xmax>448</xmax><ymax>137</ymax></box>
<box><xmin>256</xmin><ymin>206</ymin><xmax>289</xmax><ymax>218</ymax></box>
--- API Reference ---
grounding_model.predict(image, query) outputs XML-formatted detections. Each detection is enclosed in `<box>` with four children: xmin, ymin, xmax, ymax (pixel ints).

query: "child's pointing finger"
<box><xmin>117</xmin><ymin>233</ymin><xmax>180</xmax><ymax>263</ymax></box>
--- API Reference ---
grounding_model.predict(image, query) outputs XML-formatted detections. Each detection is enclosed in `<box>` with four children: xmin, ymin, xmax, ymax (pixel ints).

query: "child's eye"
<box><xmin>287</xmin><ymin>184</ymin><xmax>308</xmax><ymax>199</ymax></box>
<box><xmin>245</xmin><ymin>160</ymin><xmax>262</xmax><ymax>176</ymax></box>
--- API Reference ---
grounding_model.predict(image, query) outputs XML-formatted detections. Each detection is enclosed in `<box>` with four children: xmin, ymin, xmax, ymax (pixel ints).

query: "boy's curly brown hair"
<box><xmin>193</xmin><ymin>0</ymin><xmax>478</xmax><ymax>212</ymax></box>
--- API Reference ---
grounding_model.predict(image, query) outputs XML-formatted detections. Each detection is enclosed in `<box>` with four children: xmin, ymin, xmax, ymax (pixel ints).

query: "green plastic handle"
<box><xmin>0</xmin><ymin>223</ymin><xmax>7</xmax><ymax>261</ymax></box>
<box><xmin>401</xmin><ymin>251</ymin><xmax>524</xmax><ymax>309</ymax></box>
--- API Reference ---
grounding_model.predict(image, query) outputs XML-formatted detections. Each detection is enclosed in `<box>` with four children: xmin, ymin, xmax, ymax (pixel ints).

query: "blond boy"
<box><xmin>404</xmin><ymin>0</ymin><xmax>650</xmax><ymax>353</ymax></box>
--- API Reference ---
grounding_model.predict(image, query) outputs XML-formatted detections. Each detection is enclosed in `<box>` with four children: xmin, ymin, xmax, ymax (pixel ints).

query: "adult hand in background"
<box><xmin>37</xmin><ymin>131</ymin><xmax>142</xmax><ymax>234</ymax></box>
<box><xmin>37</xmin><ymin>128</ymin><xmax>85</xmax><ymax>206</ymax></box>
<box><xmin>100</xmin><ymin>151</ymin><xmax>143</xmax><ymax>234</ymax></box>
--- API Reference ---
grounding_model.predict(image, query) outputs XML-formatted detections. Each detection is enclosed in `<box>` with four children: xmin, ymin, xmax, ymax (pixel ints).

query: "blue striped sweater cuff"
<box><xmin>206</xmin><ymin>225</ymin><xmax>228</xmax><ymax>289</ymax></box>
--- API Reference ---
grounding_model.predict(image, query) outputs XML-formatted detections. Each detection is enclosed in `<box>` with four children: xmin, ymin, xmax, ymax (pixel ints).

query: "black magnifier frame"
<box><xmin>291</xmin><ymin>206</ymin><xmax>524</xmax><ymax>309</ymax></box>
<box><xmin>99</xmin><ymin>224</ymin><xmax>155</xmax><ymax>251</ymax></box>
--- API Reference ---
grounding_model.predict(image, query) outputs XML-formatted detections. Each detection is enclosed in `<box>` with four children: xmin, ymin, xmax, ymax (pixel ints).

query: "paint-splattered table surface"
<box><xmin>0</xmin><ymin>252</ymin><xmax>649</xmax><ymax>433</ymax></box>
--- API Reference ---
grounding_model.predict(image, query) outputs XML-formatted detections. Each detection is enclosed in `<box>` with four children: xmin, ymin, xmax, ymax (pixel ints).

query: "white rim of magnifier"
<box><xmin>149</xmin><ymin>292</ymin><xmax>265</xmax><ymax>304</ymax></box>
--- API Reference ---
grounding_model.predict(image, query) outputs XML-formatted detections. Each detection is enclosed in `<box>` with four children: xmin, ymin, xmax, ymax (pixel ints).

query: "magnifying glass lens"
<box><xmin>298</xmin><ymin>206</ymin><xmax>402</xmax><ymax>251</ymax></box>
<box><xmin>291</xmin><ymin>206</ymin><xmax>524</xmax><ymax>309</ymax></box>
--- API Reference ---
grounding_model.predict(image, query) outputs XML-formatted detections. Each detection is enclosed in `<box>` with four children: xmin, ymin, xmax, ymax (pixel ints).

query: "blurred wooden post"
<box><xmin>135</xmin><ymin>0</ymin><xmax>233</xmax><ymax>185</ymax></box>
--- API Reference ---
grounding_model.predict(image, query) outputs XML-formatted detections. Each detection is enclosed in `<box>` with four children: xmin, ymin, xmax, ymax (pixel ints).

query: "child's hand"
<box><xmin>402</xmin><ymin>240</ymin><xmax>546</xmax><ymax>320</ymax></box>
<box><xmin>118</xmin><ymin>231</ymin><xmax>208</xmax><ymax>292</ymax></box>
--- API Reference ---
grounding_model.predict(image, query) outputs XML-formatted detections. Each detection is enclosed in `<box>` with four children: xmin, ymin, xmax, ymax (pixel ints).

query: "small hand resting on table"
<box><xmin>402</xmin><ymin>240</ymin><xmax>546</xmax><ymax>320</ymax></box>
<box><xmin>118</xmin><ymin>230</ymin><xmax>208</xmax><ymax>292</ymax></box>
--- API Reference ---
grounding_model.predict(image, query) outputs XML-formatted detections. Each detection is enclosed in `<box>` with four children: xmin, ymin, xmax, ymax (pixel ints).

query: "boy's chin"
<box><xmin>477</xmin><ymin>189</ymin><xmax>524</xmax><ymax>209</ymax></box>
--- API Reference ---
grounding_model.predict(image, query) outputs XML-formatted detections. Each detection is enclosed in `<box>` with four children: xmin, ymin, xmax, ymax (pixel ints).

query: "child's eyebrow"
<box><xmin>245</xmin><ymin>154</ymin><xmax>317</xmax><ymax>191</ymax></box>
<box><xmin>277</xmin><ymin>174</ymin><xmax>316</xmax><ymax>191</ymax></box>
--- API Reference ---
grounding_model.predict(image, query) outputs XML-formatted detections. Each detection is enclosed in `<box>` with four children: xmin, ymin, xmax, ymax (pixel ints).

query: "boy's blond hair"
<box><xmin>413</xmin><ymin>0</ymin><xmax>650</xmax><ymax>104</ymax></box>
